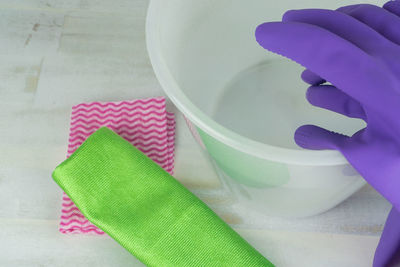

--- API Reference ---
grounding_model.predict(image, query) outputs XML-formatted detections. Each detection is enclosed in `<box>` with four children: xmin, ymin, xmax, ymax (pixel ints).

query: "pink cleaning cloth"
<box><xmin>60</xmin><ymin>97</ymin><xmax>176</xmax><ymax>234</ymax></box>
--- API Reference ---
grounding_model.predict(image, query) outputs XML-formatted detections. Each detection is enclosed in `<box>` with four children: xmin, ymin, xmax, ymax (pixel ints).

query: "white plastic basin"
<box><xmin>146</xmin><ymin>0</ymin><xmax>383</xmax><ymax>217</ymax></box>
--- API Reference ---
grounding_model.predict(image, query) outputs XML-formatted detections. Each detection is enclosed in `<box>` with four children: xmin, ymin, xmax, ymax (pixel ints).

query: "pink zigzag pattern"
<box><xmin>71</xmin><ymin>105</ymin><xmax>166</xmax><ymax>116</ymax></box>
<box><xmin>69</xmin><ymin>129</ymin><xmax>168</xmax><ymax>140</ymax></box>
<box><xmin>60</xmin><ymin>97</ymin><xmax>175</xmax><ymax>235</ymax></box>
<box><xmin>71</xmin><ymin>106</ymin><xmax>166</xmax><ymax>116</ymax></box>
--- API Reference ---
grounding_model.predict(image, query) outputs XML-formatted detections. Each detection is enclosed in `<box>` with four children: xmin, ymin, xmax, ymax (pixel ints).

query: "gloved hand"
<box><xmin>255</xmin><ymin>1</ymin><xmax>400</xmax><ymax>266</ymax></box>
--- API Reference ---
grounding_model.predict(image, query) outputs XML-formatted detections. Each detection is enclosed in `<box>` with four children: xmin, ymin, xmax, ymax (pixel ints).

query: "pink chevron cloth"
<box><xmin>60</xmin><ymin>97</ymin><xmax>176</xmax><ymax>234</ymax></box>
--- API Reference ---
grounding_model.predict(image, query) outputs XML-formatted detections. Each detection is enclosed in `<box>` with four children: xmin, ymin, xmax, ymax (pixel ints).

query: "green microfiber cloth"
<box><xmin>52</xmin><ymin>127</ymin><xmax>274</xmax><ymax>267</ymax></box>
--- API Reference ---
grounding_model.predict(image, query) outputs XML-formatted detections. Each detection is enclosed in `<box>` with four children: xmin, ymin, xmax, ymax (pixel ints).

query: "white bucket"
<box><xmin>146</xmin><ymin>0</ymin><xmax>383</xmax><ymax>217</ymax></box>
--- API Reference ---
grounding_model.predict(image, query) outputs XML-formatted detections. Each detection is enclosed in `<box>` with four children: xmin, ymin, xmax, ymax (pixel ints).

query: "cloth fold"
<box><xmin>60</xmin><ymin>97</ymin><xmax>175</xmax><ymax>234</ymax></box>
<box><xmin>53</xmin><ymin>127</ymin><xmax>273</xmax><ymax>267</ymax></box>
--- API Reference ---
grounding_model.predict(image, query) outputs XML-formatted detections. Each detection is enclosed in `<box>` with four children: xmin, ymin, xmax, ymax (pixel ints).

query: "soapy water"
<box><xmin>211</xmin><ymin>59</ymin><xmax>366</xmax><ymax>149</ymax></box>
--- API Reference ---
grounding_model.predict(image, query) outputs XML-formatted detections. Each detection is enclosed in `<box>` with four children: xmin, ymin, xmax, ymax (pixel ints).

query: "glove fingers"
<box><xmin>307</xmin><ymin>85</ymin><xmax>367</xmax><ymax>120</ymax></box>
<box><xmin>384</xmin><ymin>1</ymin><xmax>400</xmax><ymax>17</ymax></box>
<box><xmin>337</xmin><ymin>4</ymin><xmax>400</xmax><ymax>46</ymax></box>
<box><xmin>301</xmin><ymin>69</ymin><xmax>326</xmax><ymax>85</ymax></box>
<box><xmin>283</xmin><ymin>8</ymin><xmax>396</xmax><ymax>56</ymax></box>
<box><xmin>255</xmin><ymin>22</ymin><xmax>380</xmax><ymax>104</ymax></box>
<box><xmin>294</xmin><ymin>125</ymin><xmax>349</xmax><ymax>150</ymax></box>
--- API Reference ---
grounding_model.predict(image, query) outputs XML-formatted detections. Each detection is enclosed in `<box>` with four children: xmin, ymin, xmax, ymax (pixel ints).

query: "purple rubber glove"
<box><xmin>255</xmin><ymin>1</ymin><xmax>400</xmax><ymax>266</ymax></box>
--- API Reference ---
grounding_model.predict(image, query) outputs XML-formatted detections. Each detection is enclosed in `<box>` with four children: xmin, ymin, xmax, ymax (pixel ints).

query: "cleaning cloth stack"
<box><xmin>53</xmin><ymin>97</ymin><xmax>273</xmax><ymax>266</ymax></box>
<box><xmin>59</xmin><ymin>97</ymin><xmax>175</xmax><ymax>234</ymax></box>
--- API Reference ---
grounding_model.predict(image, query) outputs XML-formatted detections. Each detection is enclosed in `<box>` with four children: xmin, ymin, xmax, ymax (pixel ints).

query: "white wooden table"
<box><xmin>0</xmin><ymin>1</ymin><xmax>391</xmax><ymax>266</ymax></box>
